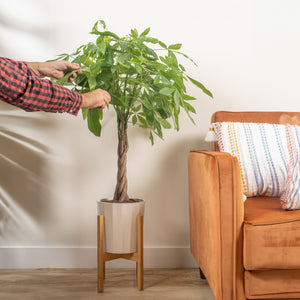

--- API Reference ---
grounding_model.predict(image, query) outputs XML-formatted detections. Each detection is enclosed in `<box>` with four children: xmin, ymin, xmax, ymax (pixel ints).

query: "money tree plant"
<box><xmin>55</xmin><ymin>20</ymin><xmax>213</xmax><ymax>202</ymax></box>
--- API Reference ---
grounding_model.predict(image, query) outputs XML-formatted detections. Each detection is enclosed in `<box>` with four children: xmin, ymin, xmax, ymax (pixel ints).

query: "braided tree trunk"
<box><xmin>113</xmin><ymin>117</ymin><xmax>129</xmax><ymax>202</ymax></box>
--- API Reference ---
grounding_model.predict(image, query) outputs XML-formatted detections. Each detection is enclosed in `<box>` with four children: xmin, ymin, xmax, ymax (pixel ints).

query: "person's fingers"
<box><xmin>67</xmin><ymin>68</ymin><xmax>81</xmax><ymax>83</ymax></box>
<box><xmin>65</xmin><ymin>61</ymin><xmax>81</xmax><ymax>71</ymax></box>
<box><xmin>71</xmin><ymin>63</ymin><xmax>80</xmax><ymax>69</ymax></box>
<box><xmin>101</xmin><ymin>94</ymin><xmax>110</xmax><ymax>108</ymax></box>
<box><xmin>102</xmin><ymin>90</ymin><xmax>111</xmax><ymax>101</ymax></box>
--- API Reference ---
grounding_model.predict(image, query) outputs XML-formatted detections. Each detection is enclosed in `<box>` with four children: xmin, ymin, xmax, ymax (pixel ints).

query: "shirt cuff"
<box><xmin>68</xmin><ymin>90</ymin><xmax>83</xmax><ymax>116</ymax></box>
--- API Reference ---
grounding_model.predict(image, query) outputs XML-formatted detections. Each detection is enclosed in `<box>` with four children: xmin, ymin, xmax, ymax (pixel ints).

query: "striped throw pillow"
<box><xmin>280</xmin><ymin>125</ymin><xmax>300</xmax><ymax>210</ymax></box>
<box><xmin>213</xmin><ymin>122</ymin><xmax>300</xmax><ymax>198</ymax></box>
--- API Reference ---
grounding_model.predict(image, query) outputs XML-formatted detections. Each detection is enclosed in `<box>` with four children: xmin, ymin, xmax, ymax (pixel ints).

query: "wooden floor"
<box><xmin>0</xmin><ymin>268</ymin><xmax>215</xmax><ymax>300</ymax></box>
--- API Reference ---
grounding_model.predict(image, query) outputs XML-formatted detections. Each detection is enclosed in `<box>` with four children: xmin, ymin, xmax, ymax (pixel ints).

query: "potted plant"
<box><xmin>54</xmin><ymin>20</ymin><xmax>212</xmax><ymax>253</ymax></box>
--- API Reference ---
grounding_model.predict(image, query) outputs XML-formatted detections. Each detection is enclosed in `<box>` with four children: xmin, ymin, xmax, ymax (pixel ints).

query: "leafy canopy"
<box><xmin>55</xmin><ymin>20</ymin><xmax>213</xmax><ymax>144</ymax></box>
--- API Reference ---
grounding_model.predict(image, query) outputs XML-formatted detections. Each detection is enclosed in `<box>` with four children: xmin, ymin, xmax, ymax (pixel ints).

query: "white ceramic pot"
<box><xmin>97</xmin><ymin>199</ymin><xmax>145</xmax><ymax>254</ymax></box>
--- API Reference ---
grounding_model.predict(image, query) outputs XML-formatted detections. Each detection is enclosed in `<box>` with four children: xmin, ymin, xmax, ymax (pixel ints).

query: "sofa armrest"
<box><xmin>188</xmin><ymin>150</ymin><xmax>245</xmax><ymax>300</ymax></box>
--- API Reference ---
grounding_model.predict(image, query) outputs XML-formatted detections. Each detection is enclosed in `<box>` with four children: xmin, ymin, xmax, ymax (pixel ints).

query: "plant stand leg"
<box><xmin>137</xmin><ymin>215</ymin><xmax>144</xmax><ymax>291</ymax></box>
<box><xmin>97</xmin><ymin>215</ymin><xmax>104</xmax><ymax>292</ymax></box>
<box><xmin>97</xmin><ymin>215</ymin><xmax>144</xmax><ymax>292</ymax></box>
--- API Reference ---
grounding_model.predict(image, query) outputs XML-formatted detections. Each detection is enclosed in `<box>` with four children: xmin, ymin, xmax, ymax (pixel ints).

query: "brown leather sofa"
<box><xmin>188</xmin><ymin>111</ymin><xmax>300</xmax><ymax>300</ymax></box>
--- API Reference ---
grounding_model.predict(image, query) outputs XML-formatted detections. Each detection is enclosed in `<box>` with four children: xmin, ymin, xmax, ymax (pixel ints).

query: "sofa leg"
<box><xmin>199</xmin><ymin>268</ymin><xmax>206</xmax><ymax>279</ymax></box>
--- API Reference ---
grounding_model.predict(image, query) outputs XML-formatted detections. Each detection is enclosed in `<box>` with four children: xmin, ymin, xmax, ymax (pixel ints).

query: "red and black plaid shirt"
<box><xmin>0</xmin><ymin>57</ymin><xmax>82</xmax><ymax>115</ymax></box>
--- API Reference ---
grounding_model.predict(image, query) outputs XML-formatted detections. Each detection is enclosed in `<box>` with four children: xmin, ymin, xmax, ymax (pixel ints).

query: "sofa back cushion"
<box><xmin>280</xmin><ymin>125</ymin><xmax>300</xmax><ymax>209</ymax></box>
<box><xmin>213</xmin><ymin>121</ymin><xmax>300</xmax><ymax>198</ymax></box>
<box><xmin>211</xmin><ymin>111</ymin><xmax>300</xmax><ymax>151</ymax></box>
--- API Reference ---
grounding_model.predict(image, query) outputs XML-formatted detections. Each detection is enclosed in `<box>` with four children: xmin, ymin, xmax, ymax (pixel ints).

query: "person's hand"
<box><xmin>81</xmin><ymin>88</ymin><xmax>111</xmax><ymax>109</ymax></box>
<box><xmin>27</xmin><ymin>61</ymin><xmax>81</xmax><ymax>83</ymax></box>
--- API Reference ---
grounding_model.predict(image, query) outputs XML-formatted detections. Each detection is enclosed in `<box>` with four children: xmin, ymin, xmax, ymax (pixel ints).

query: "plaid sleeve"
<box><xmin>0</xmin><ymin>57</ymin><xmax>82</xmax><ymax>116</ymax></box>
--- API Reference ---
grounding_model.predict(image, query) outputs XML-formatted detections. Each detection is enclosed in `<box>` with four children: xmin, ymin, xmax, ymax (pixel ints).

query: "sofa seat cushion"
<box><xmin>245</xmin><ymin>270</ymin><xmax>300</xmax><ymax>299</ymax></box>
<box><xmin>244</xmin><ymin>196</ymin><xmax>300</xmax><ymax>225</ymax></box>
<box><xmin>244</xmin><ymin>197</ymin><xmax>300</xmax><ymax>270</ymax></box>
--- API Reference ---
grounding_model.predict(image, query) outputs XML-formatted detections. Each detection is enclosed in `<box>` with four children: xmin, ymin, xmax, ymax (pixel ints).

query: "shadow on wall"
<box><xmin>0</xmin><ymin>102</ymin><xmax>54</xmax><ymax>244</ymax></box>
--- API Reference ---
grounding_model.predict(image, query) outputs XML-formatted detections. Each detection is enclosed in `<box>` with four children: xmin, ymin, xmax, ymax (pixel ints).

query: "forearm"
<box><xmin>25</xmin><ymin>62</ymin><xmax>44</xmax><ymax>77</ymax></box>
<box><xmin>20</xmin><ymin>73</ymin><xmax>83</xmax><ymax>115</ymax></box>
<box><xmin>0</xmin><ymin>57</ymin><xmax>82</xmax><ymax>115</ymax></box>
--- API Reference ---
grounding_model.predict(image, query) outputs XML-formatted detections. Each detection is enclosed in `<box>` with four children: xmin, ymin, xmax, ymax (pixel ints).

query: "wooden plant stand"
<box><xmin>97</xmin><ymin>215</ymin><xmax>144</xmax><ymax>292</ymax></box>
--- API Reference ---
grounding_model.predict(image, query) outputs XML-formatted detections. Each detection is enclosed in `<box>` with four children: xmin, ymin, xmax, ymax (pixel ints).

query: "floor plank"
<box><xmin>0</xmin><ymin>268</ymin><xmax>215</xmax><ymax>300</ymax></box>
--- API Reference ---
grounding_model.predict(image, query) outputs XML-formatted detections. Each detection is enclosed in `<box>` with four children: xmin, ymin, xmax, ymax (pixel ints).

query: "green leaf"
<box><xmin>94</xmin><ymin>30</ymin><xmax>120</xmax><ymax>40</ymax></box>
<box><xmin>133</xmin><ymin>104</ymin><xmax>142</xmax><ymax>112</ymax></box>
<box><xmin>98</xmin><ymin>41</ymin><xmax>107</xmax><ymax>55</ymax></box>
<box><xmin>138</xmin><ymin>115</ymin><xmax>148</xmax><ymax>128</ymax></box>
<box><xmin>158</xmin><ymin>41</ymin><xmax>167</xmax><ymax>48</ymax></box>
<box><xmin>99</xmin><ymin>20</ymin><xmax>106</xmax><ymax>30</ymax></box>
<box><xmin>146</xmin><ymin>111</ymin><xmax>155</xmax><ymax>125</ymax></box>
<box><xmin>81</xmin><ymin>107</ymin><xmax>88</xmax><ymax>120</ymax></box>
<box><xmin>174</xmin><ymin>90</ymin><xmax>180</xmax><ymax>107</ymax></box>
<box><xmin>140</xmin><ymin>27</ymin><xmax>151</xmax><ymax>37</ymax></box>
<box><xmin>149</xmin><ymin>131</ymin><xmax>154</xmax><ymax>145</ymax></box>
<box><xmin>119</xmin><ymin>40</ymin><xmax>130</xmax><ymax>51</ymax></box>
<box><xmin>144</xmin><ymin>37</ymin><xmax>158</xmax><ymax>44</ymax></box>
<box><xmin>187</xmin><ymin>75</ymin><xmax>213</xmax><ymax>98</ymax></box>
<box><xmin>179</xmin><ymin>64</ymin><xmax>186</xmax><ymax>71</ymax></box>
<box><xmin>111</xmin><ymin>65</ymin><xmax>118</xmax><ymax>74</ymax></box>
<box><xmin>184</xmin><ymin>94</ymin><xmax>197</xmax><ymax>100</ymax></box>
<box><xmin>164</xmin><ymin>70</ymin><xmax>186</xmax><ymax>91</ymax></box>
<box><xmin>101</xmin><ymin>52</ymin><xmax>114</xmax><ymax>67</ymax></box>
<box><xmin>136</xmin><ymin>64</ymin><xmax>142</xmax><ymax>74</ymax></box>
<box><xmin>142</xmin><ymin>98</ymin><xmax>152</xmax><ymax>110</ymax></box>
<box><xmin>167</xmin><ymin>51</ymin><xmax>178</xmax><ymax>67</ymax></box>
<box><xmin>87</xmin><ymin>108</ymin><xmax>102</xmax><ymax>136</ymax></box>
<box><xmin>91</xmin><ymin>61</ymin><xmax>102</xmax><ymax>75</ymax></box>
<box><xmin>117</xmin><ymin>53</ymin><xmax>131</xmax><ymax>68</ymax></box>
<box><xmin>56</xmin><ymin>69</ymin><xmax>80</xmax><ymax>85</ymax></box>
<box><xmin>138</xmin><ymin>44</ymin><xmax>158</xmax><ymax>59</ymax></box>
<box><xmin>132</xmin><ymin>115</ymin><xmax>137</xmax><ymax>125</ymax></box>
<box><xmin>96</xmin><ymin>36</ymin><xmax>104</xmax><ymax>46</ymax></box>
<box><xmin>154</xmin><ymin>75</ymin><xmax>171</xmax><ymax>85</ymax></box>
<box><xmin>127</xmin><ymin>77</ymin><xmax>144</xmax><ymax>85</ymax></box>
<box><xmin>153</xmin><ymin>75</ymin><xmax>160</xmax><ymax>85</ymax></box>
<box><xmin>184</xmin><ymin>101</ymin><xmax>196</xmax><ymax>114</ymax></box>
<box><xmin>168</xmin><ymin>43</ymin><xmax>182</xmax><ymax>50</ymax></box>
<box><xmin>131</xmin><ymin>28</ymin><xmax>139</xmax><ymax>39</ymax></box>
<box><xmin>159</xmin><ymin>87</ymin><xmax>175</xmax><ymax>96</ymax></box>
<box><xmin>143</xmin><ymin>59</ymin><xmax>167</xmax><ymax>71</ymax></box>
<box><xmin>181</xmin><ymin>101</ymin><xmax>196</xmax><ymax>126</ymax></box>
<box><xmin>91</xmin><ymin>20</ymin><xmax>106</xmax><ymax>33</ymax></box>
<box><xmin>156</xmin><ymin>108</ymin><xmax>170</xmax><ymax>119</ymax></box>
<box><xmin>158</xmin><ymin>118</ymin><xmax>172</xmax><ymax>129</ymax></box>
<box><xmin>173</xmin><ymin>111</ymin><xmax>180</xmax><ymax>131</ymax></box>
<box><xmin>88</xmin><ymin>73</ymin><xmax>97</xmax><ymax>90</ymax></box>
<box><xmin>111</xmin><ymin>96</ymin><xmax>124</xmax><ymax>107</ymax></box>
<box><xmin>154</xmin><ymin>120</ymin><xmax>163</xmax><ymax>138</ymax></box>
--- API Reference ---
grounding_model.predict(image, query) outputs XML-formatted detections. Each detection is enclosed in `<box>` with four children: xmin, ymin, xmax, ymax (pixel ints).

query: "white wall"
<box><xmin>0</xmin><ymin>0</ymin><xmax>300</xmax><ymax>268</ymax></box>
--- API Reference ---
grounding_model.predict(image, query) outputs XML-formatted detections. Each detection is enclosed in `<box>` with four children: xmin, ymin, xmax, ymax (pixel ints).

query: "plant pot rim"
<box><xmin>97</xmin><ymin>198</ymin><xmax>145</xmax><ymax>204</ymax></box>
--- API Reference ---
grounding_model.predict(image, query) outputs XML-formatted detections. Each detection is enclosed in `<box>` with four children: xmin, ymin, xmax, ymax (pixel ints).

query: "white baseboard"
<box><xmin>0</xmin><ymin>247</ymin><xmax>198</xmax><ymax>269</ymax></box>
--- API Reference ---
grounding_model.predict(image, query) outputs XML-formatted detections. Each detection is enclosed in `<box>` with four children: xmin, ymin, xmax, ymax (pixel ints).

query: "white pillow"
<box><xmin>280</xmin><ymin>125</ymin><xmax>300</xmax><ymax>210</ymax></box>
<box><xmin>213</xmin><ymin>122</ymin><xmax>300</xmax><ymax>198</ymax></box>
